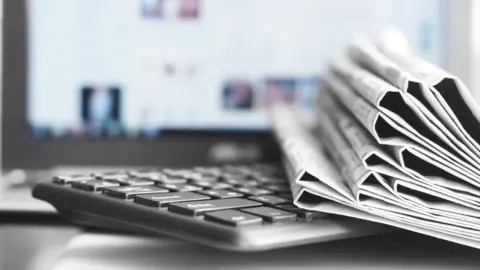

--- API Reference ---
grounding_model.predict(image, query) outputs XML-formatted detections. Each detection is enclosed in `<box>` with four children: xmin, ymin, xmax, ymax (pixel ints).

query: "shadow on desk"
<box><xmin>52</xmin><ymin>231</ymin><xmax>480</xmax><ymax>270</ymax></box>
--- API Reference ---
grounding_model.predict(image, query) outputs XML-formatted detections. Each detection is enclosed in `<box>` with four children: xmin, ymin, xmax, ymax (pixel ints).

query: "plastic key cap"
<box><xmin>192</xmin><ymin>181</ymin><xmax>231</xmax><ymax>190</ymax></box>
<box><xmin>223</xmin><ymin>177</ymin><xmax>259</xmax><ymax>187</ymax></box>
<box><xmin>204</xmin><ymin>210</ymin><xmax>262</xmax><ymax>226</ymax></box>
<box><xmin>114</xmin><ymin>178</ymin><xmax>155</xmax><ymax>186</ymax></box>
<box><xmin>194</xmin><ymin>176</ymin><xmax>219</xmax><ymax>182</ymax></box>
<box><xmin>248</xmin><ymin>195</ymin><xmax>291</xmax><ymax>206</ymax></box>
<box><xmin>93</xmin><ymin>172</ymin><xmax>129</xmax><ymax>179</ymax></box>
<box><xmin>134</xmin><ymin>192</ymin><xmax>210</xmax><ymax>207</ymax></box>
<box><xmin>234</xmin><ymin>187</ymin><xmax>273</xmax><ymax>196</ymax></box>
<box><xmin>241</xmin><ymin>207</ymin><xmax>297</xmax><ymax>223</ymax></box>
<box><xmin>129</xmin><ymin>173</ymin><xmax>187</xmax><ymax>185</ymax></box>
<box><xmin>158</xmin><ymin>183</ymin><xmax>202</xmax><ymax>192</ymax></box>
<box><xmin>255</xmin><ymin>176</ymin><xmax>286</xmax><ymax>184</ymax></box>
<box><xmin>98</xmin><ymin>174</ymin><xmax>154</xmax><ymax>186</ymax></box>
<box><xmin>168</xmin><ymin>198</ymin><xmax>262</xmax><ymax>216</ymax></box>
<box><xmin>102</xmin><ymin>186</ymin><xmax>169</xmax><ymax>199</ymax></box>
<box><xmin>197</xmin><ymin>189</ymin><xmax>244</xmax><ymax>199</ymax></box>
<box><xmin>128</xmin><ymin>171</ymin><xmax>164</xmax><ymax>179</ymax></box>
<box><xmin>276</xmin><ymin>204</ymin><xmax>327</xmax><ymax>220</ymax></box>
<box><xmin>71</xmin><ymin>180</ymin><xmax>119</xmax><ymax>192</ymax></box>
<box><xmin>262</xmin><ymin>184</ymin><xmax>291</xmax><ymax>193</ymax></box>
<box><xmin>53</xmin><ymin>175</ymin><xmax>95</xmax><ymax>185</ymax></box>
<box><xmin>221</xmin><ymin>176</ymin><xmax>250</xmax><ymax>186</ymax></box>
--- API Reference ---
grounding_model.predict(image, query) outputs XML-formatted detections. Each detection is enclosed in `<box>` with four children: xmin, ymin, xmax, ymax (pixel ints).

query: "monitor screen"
<box><xmin>27</xmin><ymin>0</ymin><xmax>447</xmax><ymax>139</ymax></box>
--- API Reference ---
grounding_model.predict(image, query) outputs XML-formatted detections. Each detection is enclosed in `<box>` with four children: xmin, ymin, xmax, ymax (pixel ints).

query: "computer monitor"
<box><xmin>2</xmin><ymin>0</ymin><xmax>471</xmax><ymax>170</ymax></box>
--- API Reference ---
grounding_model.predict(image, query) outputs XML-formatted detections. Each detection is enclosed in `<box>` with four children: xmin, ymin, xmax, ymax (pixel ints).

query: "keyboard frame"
<box><xmin>33</xmin><ymin>182</ymin><xmax>392</xmax><ymax>251</ymax></box>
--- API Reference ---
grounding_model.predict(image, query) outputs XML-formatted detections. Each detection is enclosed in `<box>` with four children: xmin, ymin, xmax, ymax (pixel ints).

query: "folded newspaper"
<box><xmin>272</xmin><ymin>30</ymin><xmax>480</xmax><ymax>249</ymax></box>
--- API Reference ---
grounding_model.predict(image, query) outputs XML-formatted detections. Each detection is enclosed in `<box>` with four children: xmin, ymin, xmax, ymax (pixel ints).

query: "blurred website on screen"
<box><xmin>27</xmin><ymin>0</ymin><xmax>446</xmax><ymax>138</ymax></box>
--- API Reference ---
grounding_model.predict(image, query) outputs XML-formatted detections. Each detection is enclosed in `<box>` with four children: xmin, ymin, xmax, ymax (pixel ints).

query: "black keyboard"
<box><xmin>32</xmin><ymin>164</ymin><xmax>388</xmax><ymax>251</ymax></box>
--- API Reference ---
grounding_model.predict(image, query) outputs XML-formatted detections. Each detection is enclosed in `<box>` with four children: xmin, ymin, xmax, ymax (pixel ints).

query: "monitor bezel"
<box><xmin>1</xmin><ymin>0</ymin><xmax>280</xmax><ymax>170</ymax></box>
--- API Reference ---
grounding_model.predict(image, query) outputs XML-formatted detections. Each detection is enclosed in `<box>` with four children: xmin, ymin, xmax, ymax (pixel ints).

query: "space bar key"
<box><xmin>168</xmin><ymin>198</ymin><xmax>262</xmax><ymax>216</ymax></box>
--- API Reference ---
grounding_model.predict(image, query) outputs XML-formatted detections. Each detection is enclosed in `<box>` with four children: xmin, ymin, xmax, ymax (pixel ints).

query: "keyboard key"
<box><xmin>243</xmin><ymin>180</ymin><xmax>261</xmax><ymax>187</ymax></box>
<box><xmin>128</xmin><ymin>171</ymin><xmax>164</xmax><ymax>179</ymax></box>
<box><xmin>234</xmin><ymin>187</ymin><xmax>273</xmax><ymax>196</ymax></box>
<box><xmin>193</xmin><ymin>166</ymin><xmax>221</xmax><ymax>173</ymax></box>
<box><xmin>158</xmin><ymin>183</ymin><xmax>202</xmax><ymax>192</ymax></box>
<box><xmin>98</xmin><ymin>175</ymin><xmax>153</xmax><ymax>187</ymax></box>
<box><xmin>113</xmin><ymin>178</ymin><xmax>155</xmax><ymax>186</ymax></box>
<box><xmin>255</xmin><ymin>176</ymin><xmax>286</xmax><ymax>184</ymax></box>
<box><xmin>185</xmin><ymin>173</ymin><xmax>204</xmax><ymax>181</ymax></box>
<box><xmin>93</xmin><ymin>172</ymin><xmax>129</xmax><ymax>179</ymax></box>
<box><xmin>222</xmin><ymin>165</ymin><xmax>249</xmax><ymax>174</ymax></box>
<box><xmin>169</xmin><ymin>198</ymin><xmax>262</xmax><ymax>216</ymax></box>
<box><xmin>53</xmin><ymin>175</ymin><xmax>95</xmax><ymax>185</ymax></box>
<box><xmin>162</xmin><ymin>169</ymin><xmax>197</xmax><ymax>179</ymax></box>
<box><xmin>248</xmin><ymin>195</ymin><xmax>291</xmax><ymax>206</ymax></box>
<box><xmin>103</xmin><ymin>186</ymin><xmax>169</xmax><ymax>199</ymax></box>
<box><xmin>220</xmin><ymin>172</ymin><xmax>247</xmax><ymax>179</ymax></box>
<box><xmin>221</xmin><ymin>176</ymin><xmax>244</xmax><ymax>186</ymax></box>
<box><xmin>197</xmin><ymin>190</ymin><xmax>244</xmax><ymax>199</ymax></box>
<box><xmin>205</xmin><ymin>210</ymin><xmax>262</xmax><ymax>226</ymax></box>
<box><xmin>134</xmin><ymin>192</ymin><xmax>210</xmax><ymax>207</ymax></box>
<box><xmin>71</xmin><ymin>180</ymin><xmax>119</xmax><ymax>192</ymax></box>
<box><xmin>262</xmin><ymin>184</ymin><xmax>291</xmax><ymax>193</ymax></box>
<box><xmin>241</xmin><ymin>207</ymin><xmax>297</xmax><ymax>223</ymax></box>
<box><xmin>158</xmin><ymin>176</ymin><xmax>189</xmax><ymax>184</ymax></box>
<box><xmin>193</xmin><ymin>167</ymin><xmax>223</xmax><ymax>177</ymax></box>
<box><xmin>192</xmin><ymin>181</ymin><xmax>232</xmax><ymax>190</ymax></box>
<box><xmin>140</xmin><ymin>173</ymin><xmax>188</xmax><ymax>184</ymax></box>
<box><xmin>275</xmin><ymin>204</ymin><xmax>327</xmax><ymax>220</ymax></box>
<box><xmin>98</xmin><ymin>174</ymin><xmax>130</xmax><ymax>182</ymax></box>
<box><xmin>193</xmin><ymin>176</ymin><xmax>219</xmax><ymax>182</ymax></box>
<box><xmin>222</xmin><ymin>176</ymin><xmax>257</xmax><ymax>186</ymax></box>
<box><xmin>165</xmin><ymin>170</ymin><xmax>203</xmax><ymax>182</ymax></box>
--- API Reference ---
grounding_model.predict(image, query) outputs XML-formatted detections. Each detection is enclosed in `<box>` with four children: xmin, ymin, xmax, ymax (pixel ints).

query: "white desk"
<box><xmin>50</xmin><ymin>231</ymin><xmax>480</xmax><ymax>270</ymax></box>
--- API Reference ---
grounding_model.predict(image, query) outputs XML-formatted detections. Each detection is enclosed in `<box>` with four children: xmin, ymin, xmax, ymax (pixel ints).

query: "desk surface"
<box><xmin>0</xmin><ymin>226</ymin><xmax>78</xmax><ymax>270</ymax></box>
<box><xmin>50</xmin><ymin>231</ymin><xmax>480</xmax><ymax>270</ymax></box>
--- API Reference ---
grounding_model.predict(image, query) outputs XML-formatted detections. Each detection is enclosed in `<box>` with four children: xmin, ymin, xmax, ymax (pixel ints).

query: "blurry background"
<box><xmin>21</xmin><ymin>0</ymin><xmax>455</xmax><ymax>139</ymax></box>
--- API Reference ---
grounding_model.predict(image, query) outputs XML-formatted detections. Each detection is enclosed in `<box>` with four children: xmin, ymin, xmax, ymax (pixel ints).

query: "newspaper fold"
<box><xmin>271</xmin><ymin>31</ymin><xmax>480</xmax><ymax>250</ymax></box>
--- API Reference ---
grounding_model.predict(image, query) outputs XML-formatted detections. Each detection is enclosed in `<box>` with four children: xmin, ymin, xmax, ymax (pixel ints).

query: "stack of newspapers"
<box><xmin>272</xmin><ymin>31</ymin><xmax>480</xmax><ymax>248</ymax></box>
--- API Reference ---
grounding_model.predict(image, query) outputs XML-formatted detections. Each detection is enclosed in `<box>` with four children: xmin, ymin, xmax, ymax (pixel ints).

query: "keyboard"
<box><xmin>32</xmin><ymin>164</ymin><xmax>389</xmax><ymax>251</ymax></box>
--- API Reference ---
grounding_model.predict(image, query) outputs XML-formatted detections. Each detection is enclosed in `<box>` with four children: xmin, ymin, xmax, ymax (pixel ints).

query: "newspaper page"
<box><xmin>317</xmin><ymin>93</ymin><xmax>470</xmax><ymax>220</ymax></box>
<box><xmin>376</xmin><ymin>32</ymin><xmax>480</xmax><ymax>160</ymax></box>
<box><xmin>330</xmin><ymin>57</ymin><xmax>480</xmax><ymax>168</ymax></box>
<box><xmin>318</xmin><ymin>90</ymin><xmax>418</xmax><ymax>186</ymax></box>
<box><xmin>319</xmin><ymin>91</ymin><xmax>480</xmax><ymax>223</ymax></box>
<box><xmin>346</xmin><ymin>36</ymin><xmax>479</xmax><ymax>160</ymax></box>
<box><xmin>320</xmin><ymin>90</ymin><xmax>480</xmax><ymax>197</ymax></box>
<box><xmin>325</xmin><ymin>63</ymin><xmax>480</xmax><ymax>209</ymax></box>
<box><xmin>271</xmin><ymin>104</ymin><xmax>480</xmax><ymax>249</ymax></box>
<box><xmin>294</xmin><ymin>182</ymin><xmax>480</xmax><ymax>247</ymax></box>
<box><xmin>269</xmin><ymin>104</ymin><xmax>355</xmax><ymax>202</ymax></box>
<box><xmin>315</xmin><ymin>93</ymin><xmax>390</xmax><ymax>200</ymax></box>
<box><xmin>324</xmin><ymin>71</ymin><xmax>480</xmax><ymax>179</ymax></box>
<box><xmin>269</xmin><ymin>31</ymin><xmax>480</xmax><ymax>250</ymax></box>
